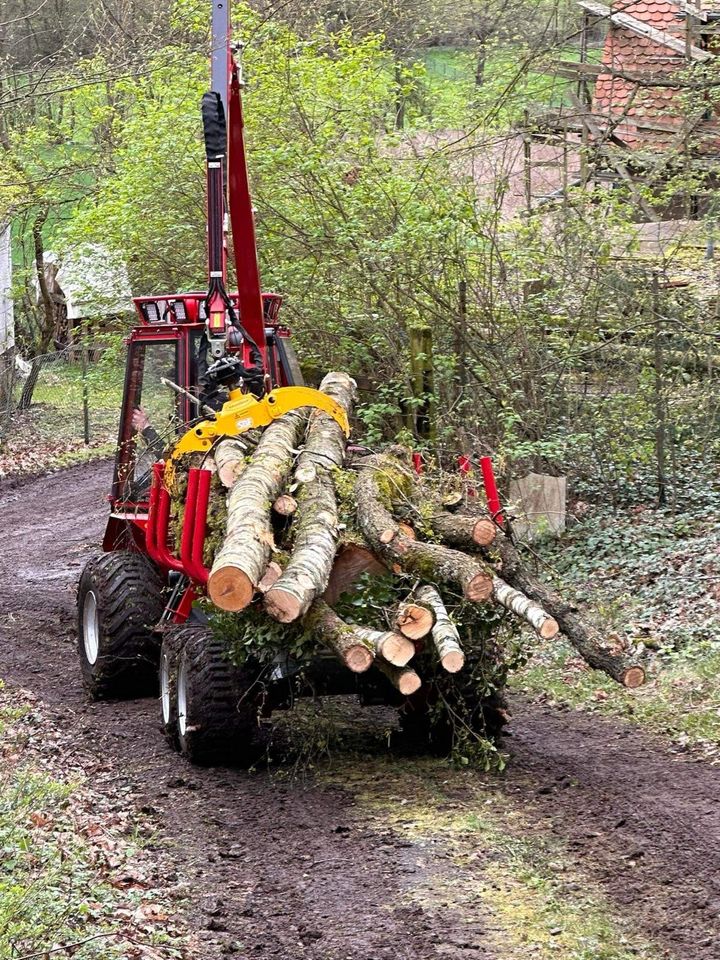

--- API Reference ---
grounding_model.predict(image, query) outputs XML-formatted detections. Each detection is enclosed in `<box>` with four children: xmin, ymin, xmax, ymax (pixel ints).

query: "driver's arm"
<box><xmin>132</xmin><ymin>407</ymin><xmax>164</xmax><ymax>459</ymax></box>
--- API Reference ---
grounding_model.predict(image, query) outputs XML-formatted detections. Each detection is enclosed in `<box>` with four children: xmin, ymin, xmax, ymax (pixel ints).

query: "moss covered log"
<box><xmin>265</xmin><ymin>373</ymin><xmax>357</xmax><ymax>623</ymax></box>
<box><xmin>354</xmin><ymin>452</ymin><xmax>495</xmax><ymax>602</ymax></box>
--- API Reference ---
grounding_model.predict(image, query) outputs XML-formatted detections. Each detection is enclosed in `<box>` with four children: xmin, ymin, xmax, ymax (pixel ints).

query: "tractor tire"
<box><xmin>174</xmin><ymin>626</ymin><xmax>264</xmax><ymax>767</ymax></box>
<box><xmin>77</xmin><ymin>552</ymin><xmax>165</xmax><ymax>700</ymax></box>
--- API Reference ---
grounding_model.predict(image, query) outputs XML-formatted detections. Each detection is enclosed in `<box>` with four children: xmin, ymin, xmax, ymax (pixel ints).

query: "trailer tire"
<box><xmin>397</xmin><ymin>663</ymin><xmax>509</xmax><ymax>756</ymax></box>
<box><xmin>159</xmin><ymin>627</ymin><xmax>189</xmax><ymax>750</ymax></box>
<box><xmin>175</xmin><ymin>626</ymin><xmax>264</xmax><ymax>767</ymax></box>
<box><xmin>77</xmin><ymin>552</ymin><xmax>165</xmax><ymax>700</ymax></box>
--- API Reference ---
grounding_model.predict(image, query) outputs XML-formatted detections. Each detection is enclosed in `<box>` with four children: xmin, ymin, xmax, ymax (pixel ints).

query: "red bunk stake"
<box><xmin>180</xmin><ymin>468</ymin><xmax>212</xmax><ymax>585</ymax></box>
<box><xmin>146</xmin><ymin>463</ymin><xmax>183</xmax><ymax>572</ymax></box>
<box><xmin>480</xmin><ymin>456</ymin><xmax>504</xmax><ymax>527</ymax></box>
<box><xmin>180</xmin><ymin>468</ymin><xmax>200</xmax><ymax>579</ymax></box>
<box><xmin>192</xmin><ymin>469</ymin><xmax>212</xmax><ymax>585</ymax></box>
<box><xmin>156</xmin><ymin>483</ymin><xmax>184</xmax><ymax>572</ymax></box>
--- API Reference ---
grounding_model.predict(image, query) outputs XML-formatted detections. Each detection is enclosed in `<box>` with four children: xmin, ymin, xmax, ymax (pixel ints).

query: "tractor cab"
<box><xmin>105</xmin><ymin>291</ymin><xmax>303</xmax><ymax>550</ymax></box>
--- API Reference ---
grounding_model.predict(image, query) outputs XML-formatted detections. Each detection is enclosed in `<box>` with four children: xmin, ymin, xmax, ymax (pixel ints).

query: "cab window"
<box><xmin>114</xmin><ymin>339</ymin><xmax>181</xmax><ymax>500</ymax></box>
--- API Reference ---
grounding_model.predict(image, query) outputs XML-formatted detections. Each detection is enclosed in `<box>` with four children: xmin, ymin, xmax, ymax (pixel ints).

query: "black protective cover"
<box><xmin>201</xmin><ymin>91</ymin><xmax>227</xmax><ymax>161</ymax></box>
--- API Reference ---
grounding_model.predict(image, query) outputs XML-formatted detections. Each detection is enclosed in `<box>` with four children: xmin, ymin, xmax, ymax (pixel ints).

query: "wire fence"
<box><xmin>0</xmin><ymin>345</ymin><xmax>125</xmax><ymax>478</ymax></box>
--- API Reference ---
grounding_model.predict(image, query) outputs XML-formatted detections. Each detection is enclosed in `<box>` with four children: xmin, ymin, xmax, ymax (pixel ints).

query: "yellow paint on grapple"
<box><xmin>167</xmin><ymin>386</ymin><xmax>350</xmax><ymax>483</ymax></box>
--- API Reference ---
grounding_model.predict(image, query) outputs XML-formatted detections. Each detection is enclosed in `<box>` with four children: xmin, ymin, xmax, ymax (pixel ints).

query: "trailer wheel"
<box><xmin>397</xmin><ymin>664</ymin><xmax>509</xmax><ymax>756</ymax></box>
<box><xmin>77</xmin><ymin>552</ymin><xmax>165</xmax><ymax>699</ymax></box>
<box><xmin>159</xmin><ymin>627</ymin><xmax>189</xmax><ymax>750</ymax></box>
<box><xmin>174</xmin><ymin>626</ymin><xmax>264</xmax><ymax>767</ymax></box>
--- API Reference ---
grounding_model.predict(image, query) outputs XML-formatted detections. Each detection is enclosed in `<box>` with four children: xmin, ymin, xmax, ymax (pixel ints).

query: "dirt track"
<box><xmin>1</xmin><ymin>462</ymin><xmax>719</xmax><ymax>959</ymax></box>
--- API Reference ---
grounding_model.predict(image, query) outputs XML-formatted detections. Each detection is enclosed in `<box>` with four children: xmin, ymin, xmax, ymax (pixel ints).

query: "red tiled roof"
<box><xmin>590</xmin><ymin>0</ymin><xmax>720</xmax><ymax>152</ymax></box>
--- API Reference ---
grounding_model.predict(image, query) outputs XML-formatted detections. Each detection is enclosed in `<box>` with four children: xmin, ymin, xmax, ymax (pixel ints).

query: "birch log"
<box><xmin>415</xmin><ymin>585</ymin><xmax>465</xmax><ymax>673</ymax></box>
<box><xmin>207</xmin><ymin>411</ymin><xmax>307</xmax><ymax>611</ymax></box>
<box><xmin>356</xmin><ymin>627</ymin><xmax>415</xmax><ymax>667</ymax></box>
<box><xmin>492</xmin><ymin>577</ymin><xmax>559</xmax><ymax>640</ymax></box>
<box><xmin>376</xmin><ymin>660</ymin><xmax>422</xmax><ymax>695</ymax></box>
<box><xmin>355</xmin><ymin>453</ymin><xmax>494</xmax><ymax>602</ymax></box>
<box><xmin>395</xmin><ymin>598</ymin><xmax>435</xmax><ymax>640</ymax></box>
<box><xmin>214</xmin><ymin>437</ymin><xmax>249</xmax><ymax>488</ymax></box>
<box><xmin>491</xmin><ymin>537</ymin><xmax>645</xmax><ymax>688</ymax></box>
<box><xmin>304</xmin><ymin>600</ymin><xmax>374</xmax><ymax>673</ymax></box>
<box><xmin>264</xmin><ymin>373</ymin><xmax>357</xmax><ymax>623</ymax></box>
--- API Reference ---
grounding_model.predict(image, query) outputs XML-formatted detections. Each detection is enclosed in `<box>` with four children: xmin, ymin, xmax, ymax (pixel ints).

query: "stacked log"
<box><xmin>172</xmin><ymin>370</ymin><xmax>644</xmax><ymax>728</ymax></box>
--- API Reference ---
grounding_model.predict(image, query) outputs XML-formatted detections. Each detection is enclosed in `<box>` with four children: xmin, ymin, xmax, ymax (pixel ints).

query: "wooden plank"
<box><xmin>567</xmin><ymin>91</ymin><xmax>657</xmax><ymax>220</ymax></box>
<box><xmin>577</xmin><ymin>0</ymin><xmax>713</xmax><ymax>61</ymax></box>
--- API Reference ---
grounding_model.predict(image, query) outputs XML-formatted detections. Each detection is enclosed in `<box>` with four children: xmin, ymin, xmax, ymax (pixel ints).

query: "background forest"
<box><xmin>3</xmin><ymin>0</ymin><xmax>720</xmax><ymax>497</ymax></box>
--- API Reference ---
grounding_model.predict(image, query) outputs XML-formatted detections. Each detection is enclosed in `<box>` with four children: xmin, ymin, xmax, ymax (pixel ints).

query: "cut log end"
<box><xmin>622</xmin><ymin>665</ymin><xmax>646</xmax><ymax>689</ymax></box>
<box><xmin>264</xmin><ymin>586</ymin><xmax>304</xmax><ymax>623</ymax></box>
<box><xmin>207</xmin><ymin>567</ymin><xmax>254</xmax><ymax>612</ymax></box>
<box><xmin>273</xmin><ymin>494</ymin><xmax>298</xmax><ymax>516</ymax></box>
<box><xmin>397</xmin><ymin>522</ymin><xmax>417</xmax><ymax>540</ymax></box>
<box><xmin>396</xmin><ymin>602</ymin><xmax>434</xmax><ymax>640</ymax></box>
<box><xmin>345</xmin><ymin>645</ymin><xmax>375</xmax><ymax>674</ymax></box>
<box><xmin>397</xmin><ymin>669</ymin><xmax>422</xmax><ymax>695</ymax></box>
<box><xmin>378</xmin><ymin>632</ymin><xmax>416</xmax><ymax>667</ymax></box>
<box><xmin>465</xmin><ymin>572</ymin><xmax>494</xmax><ymax>603</ymax></box>
<box><xmin>539</xmin><ymin>617</ymin><xmax>560</xmax><ymax>640</ymax></box>
<box><xmin>376</xmin><ymin>657</ymin><xmax>421</xmax><ymax>695</ymax></box>
<box><xmin>441</xmin><ymin>649</ymin><xmax>465</xmax><ymax>674</ymax></box>
<box><xmin>379</xmin><ymin>528</ymin><xmax>397</xmax><ymax>544</ymax></box>
<box><xmin>472</xmin><ymin>517</ymin><xmax>497</xmax><ymax>547</ymax></box>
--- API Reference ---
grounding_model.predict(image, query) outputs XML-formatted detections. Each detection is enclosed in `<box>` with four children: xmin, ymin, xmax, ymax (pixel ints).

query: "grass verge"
<box><xmin>0</xmin><ymin>681</ymin><xmax>186</xmax><ymax>960</ymax></box>
<box><xmin>513</xmin><ymin>640</ymin><xmax>720</xmax><ymax>762</ymax></box>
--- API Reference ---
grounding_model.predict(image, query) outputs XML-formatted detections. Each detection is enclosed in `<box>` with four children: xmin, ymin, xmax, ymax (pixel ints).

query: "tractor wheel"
<box><xmin>173</xmin><ymin>626</ymin><xmax>264</xmax><ymax>767</ymax></box>
<box><xmin>77</xmin><ymin>552</ymin><xmax>165</xmax><ymax>700</ymax></box>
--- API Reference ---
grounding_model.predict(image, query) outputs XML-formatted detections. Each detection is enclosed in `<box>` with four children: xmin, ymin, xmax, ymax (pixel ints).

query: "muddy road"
<box><xmin>1</xmin><ymin>462</ymin><xmax>719</xmax><ymax>959</ymax></box>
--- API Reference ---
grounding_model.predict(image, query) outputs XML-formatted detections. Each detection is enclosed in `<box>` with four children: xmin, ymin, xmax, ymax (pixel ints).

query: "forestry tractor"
<box><xmin>75</xmin><ymin>1</ymin><xmax>458</xmax><ymax>766</ymax></box>
<box><xmin>78</xmin><ymin>3</ymin><xmax>633</xmax><ymax>767</ymax></box>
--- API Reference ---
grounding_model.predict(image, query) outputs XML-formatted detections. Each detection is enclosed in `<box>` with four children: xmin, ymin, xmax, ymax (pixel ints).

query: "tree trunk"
<box><xmin>265</xmin><ymin>373</ymin><xmax>356</xmax><ymax>623</ymax></box>
<box><xmin>492</xmin><ymin>538</ymin><xmax>645</xmax><ymax>687</ymax></box>
<box><xmin>207</xmin><ymin>410</ymin><xmax>307</xmax><ymax>611</ymax></box>
<box><xmin>355</xmin><ymin>453</ymin><xmax>494</xmax><ymax>602</ymax></box>
<box><xmin>425</xmin><ymin>510</ymin><xmax>496</xmax><ymax>549</ymax></box>
<box><xmin>214</xmin><ymin>437</ymin><xmax>249</xmax><ymax>488</ymax></box>
<box><xmin>362</xmin><ymin>628</ymin><xmax>415</xmax><ymax>667</ymax></box>
<box><xmin>376</xmin><ymin>659</ymin><xmax>421</xmax><ymax>695</ymax></box>
<box><xmin>324</xmin><ymin>543</ymin><xmax>386</xmax><ymax>605</ymax></box>
<box><xmin>304</xmin><ymin>600</ymin><xmax>374</xmax><ymax>673</ymax></box>
<box><xmin>32</xmin><ymin>206</ymin><xmax>57</xmax><ymax>355</ymax></box>
<box><xmin>416</xmin><ymin>585</ymin><xmax>465</xmax><ymax>673</ymax></box>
